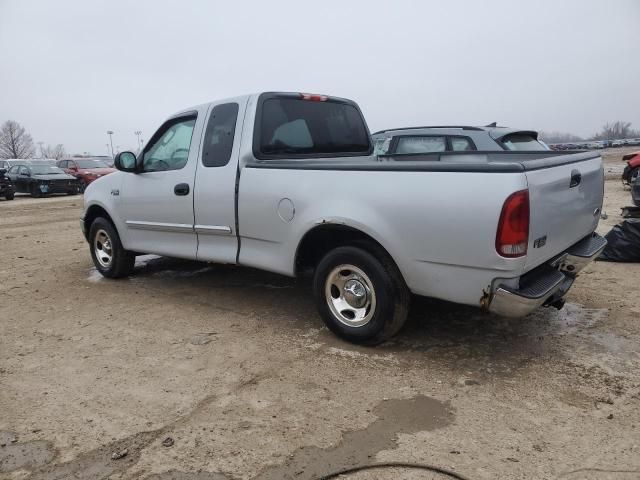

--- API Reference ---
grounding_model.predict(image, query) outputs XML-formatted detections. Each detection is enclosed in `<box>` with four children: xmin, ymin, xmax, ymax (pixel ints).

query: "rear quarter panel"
<box><xmin>238</xmin><ymin>167</ymin><xmax>527</xmax><ymax>305</ymax></box>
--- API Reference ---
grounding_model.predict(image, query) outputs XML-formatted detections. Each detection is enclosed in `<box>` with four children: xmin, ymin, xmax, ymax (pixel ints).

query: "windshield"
<box><xmin>501</xmin><ymin>133</ymin><xmax>548</xmax><ymax>151</ymax></box>
<box><xmin>75</xmin><ymin>159</ymin><xmax>110</xmax><ymax>169</ymax></box>
<box><xmin>30</xmin><ymin>165</ymin><xmax>65</xmax><ymax>175</ymax></box>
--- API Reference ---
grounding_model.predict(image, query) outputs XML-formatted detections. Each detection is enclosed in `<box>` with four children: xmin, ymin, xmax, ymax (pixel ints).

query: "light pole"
<box><xmin>37</xmin><ymin>141</ymin><xmax>44</xmax><ymax>158</ymax></box>
<box><xmin>106</xmin><ymin>144</ymin><xmax>110</xmax><ymax>155</ymax></box>
<box><xmin>134</xmin><ymin>130</ymin><xmax>142</xmax><ymax>152</ymax></box>
<box><xmin>106</xmin><ymin>131</ymin><xmax>114</xmax><ymax>158</ymax></box>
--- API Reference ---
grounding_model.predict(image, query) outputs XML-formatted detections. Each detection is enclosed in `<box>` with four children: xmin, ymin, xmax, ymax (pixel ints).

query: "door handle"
<box><xmin>174</xmin><ymin>183</ymin><xmax>190</xmax><ymax>196</ymax></box>
<box><xmin>569</xmin><ymin>170</ymin><xmax>581</xmax><ymax>188</ymax></box>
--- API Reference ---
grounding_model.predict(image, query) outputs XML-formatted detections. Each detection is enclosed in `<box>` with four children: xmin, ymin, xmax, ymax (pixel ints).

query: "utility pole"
<box><xmin>106</xmin><ymin>131</ymin><xmax>114</xmax><ymax>158</ymax></box>
<box><xmin>37</xmin><ymin>141</ymin><xmax>44</xmax><ymax>158</ymax></box>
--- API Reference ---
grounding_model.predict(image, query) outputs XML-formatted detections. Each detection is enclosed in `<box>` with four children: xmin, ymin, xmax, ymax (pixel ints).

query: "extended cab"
<box><xmin>81</xmin><ymin>92</ymin><xmax>606</xmax><ymax>344</ymax></box>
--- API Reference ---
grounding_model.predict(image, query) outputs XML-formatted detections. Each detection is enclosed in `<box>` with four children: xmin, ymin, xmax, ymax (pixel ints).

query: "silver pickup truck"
<box><xmin>81</xmin><ymin>92</ymin><xmax>606</xmax><ymax>344</ymax></box>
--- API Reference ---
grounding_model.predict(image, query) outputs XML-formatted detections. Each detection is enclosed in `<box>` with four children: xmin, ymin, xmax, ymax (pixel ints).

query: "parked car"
<box><xmin>57</xmin><ymin>158</ymin><xmax>116</xmax><ymax>192</ymax></box>
<box><xmin>0</xmin><ymin>168</ymin><xmax>15</xmax><ymax>200</ymax></box>
<box><xmin>371</xmin><ymin>125</ymin><xmax>550</xmax><ymax>155</ymax></box>
<box><xmin>81</xmin><ymin>91</ymin><xmax>606</xmax><ymax>344</ymax></box>
<box><xmin>7</xmin><ymin>162</ymin><xmax>80</xmax><ymax>197</ymax></box>
<box><xmin>0</xmin><ymin>159</ymin><xmax>23</xmax><ymax>170</ymax></box>
<box><xmin>622</xmin><ymin>151</ymin><xmax>640</xmax><ymax>184</ymax></box>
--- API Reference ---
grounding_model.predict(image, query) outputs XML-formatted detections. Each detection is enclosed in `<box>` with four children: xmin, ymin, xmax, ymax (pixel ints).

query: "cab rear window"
<box><xmin>256</xmin><ymin>96</ymin><xmax>371</xmax><ymax>158</ymax></box>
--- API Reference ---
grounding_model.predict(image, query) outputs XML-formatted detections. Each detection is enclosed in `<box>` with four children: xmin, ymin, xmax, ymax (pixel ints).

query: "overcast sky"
<box><xmin>1</xmin><ymin>0</ymin><xmax>638</xmax><ymax>155</ymax></box>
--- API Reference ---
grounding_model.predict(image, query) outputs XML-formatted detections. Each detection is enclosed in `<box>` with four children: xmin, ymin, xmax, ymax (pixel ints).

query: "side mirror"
<box><xmin>21</xmin><ymin>171</ymin><xmax>31</xmax><ymax>177</ymax></box>
<box><xmin>114</xmin><ymin>151</ymin><xmax>137</xmax><ymax>172</ymax></box>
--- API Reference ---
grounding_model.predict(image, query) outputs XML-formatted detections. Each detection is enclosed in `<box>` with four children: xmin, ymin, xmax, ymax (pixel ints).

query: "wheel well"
<box><xmin>295</xmin><ymin>224</ymin><xmax>395</xmax><ymax>276</ymax></box>
<box><xmin>84</xmin><ymin>205</ymin><xmax>115</xmax><ymax>239</ymax></box>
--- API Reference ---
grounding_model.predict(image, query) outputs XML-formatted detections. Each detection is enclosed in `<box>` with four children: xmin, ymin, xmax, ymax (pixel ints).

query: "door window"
<box><xmin>143</xmin><ymin>116</ymin><xmax>196</xmax><ymax>172</ymax></box>
<box><xmin>202</xmin><ymin>103</ymin><xmax>239</xmax><ymax>167</ymax></box>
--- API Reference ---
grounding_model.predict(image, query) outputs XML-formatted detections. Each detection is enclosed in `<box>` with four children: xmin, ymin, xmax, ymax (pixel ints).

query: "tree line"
<box><xmin>0</xmin><ymin>120</ymin><xmax>66</xmax><ymax>160</ymax></box>
<box><xmin>540</xmin><ymin>121</ymin><xmax>640</xmax><ymax>144</ymax></box>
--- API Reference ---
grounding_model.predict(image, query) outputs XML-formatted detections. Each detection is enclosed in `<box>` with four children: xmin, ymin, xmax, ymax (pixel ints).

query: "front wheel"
<box><xmin>89</xmin><ymin>217</ymin><xmax>135</xmax><ymax>278</ymax></box>
<box><xmin>313</xmin><ymin>244</ymin><xmax>410</xmax><ymax>345</ymax></box>
<box><xmin>5</xmin><ymin>192</ymin><xmax>14</xmax><ymax>200</ymax></box>
<box><xmin>30</xmin><ymin>184</ymin><xmax>42</xmax><ymax>198</ymax></box>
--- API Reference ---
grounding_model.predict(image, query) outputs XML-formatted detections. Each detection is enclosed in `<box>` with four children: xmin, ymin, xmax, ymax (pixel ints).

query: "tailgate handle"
<box><xmin>569</xmin><ymin>170</ymin><xmax>581</xmax><ymax>188</ymax></box>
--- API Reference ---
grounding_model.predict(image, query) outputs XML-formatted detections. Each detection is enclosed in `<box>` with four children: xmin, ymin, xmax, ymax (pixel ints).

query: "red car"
<box><xmin>57</xmin><ymin>158</ymin><xmax>116</xmax><ymax>192</ymax></box>
<box><xmin>622</xmin><ymin>151</ymin><xmax>640</xmax><ymax>184</ymax></box>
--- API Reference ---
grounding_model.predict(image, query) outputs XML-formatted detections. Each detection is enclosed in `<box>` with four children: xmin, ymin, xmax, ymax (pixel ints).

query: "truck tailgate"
<box><xmin>523</xmin><ymin>153</ymin><xmax>603</xmax><ymax>271</ymax></box>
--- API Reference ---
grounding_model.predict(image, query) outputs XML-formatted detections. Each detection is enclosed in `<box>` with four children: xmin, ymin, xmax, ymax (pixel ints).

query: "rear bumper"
<box><xmin>488</xmin><ymin>232</ymin><xmax>606</xmax><ymax>318</ymax></box>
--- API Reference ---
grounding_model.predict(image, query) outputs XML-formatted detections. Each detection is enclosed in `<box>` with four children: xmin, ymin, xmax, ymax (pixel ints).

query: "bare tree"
<box><xmin>592</xmin><ymin>121</ymin><xmax>640</xmax><ymax>140</ymax></box>
<box><xmin>0</xmin><ymin>120</ymin><xmax>35</xmax><ymax>158</ymax></box>
<box><xmin>41</xmin><ymin>143</ymin><xmax>67</xmax><ymax>160</ymax></box>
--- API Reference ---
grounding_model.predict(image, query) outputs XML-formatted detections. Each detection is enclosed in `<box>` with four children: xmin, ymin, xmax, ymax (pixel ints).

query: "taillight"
<box><xmin>496</xmin><ymin>190</ymin><xmax>529</xmax><ymax>258</ymax></box>
<box><xmin>300</xmin><ymin>93</ymin><xmax>328</xmax><ymax>102</ymax></box>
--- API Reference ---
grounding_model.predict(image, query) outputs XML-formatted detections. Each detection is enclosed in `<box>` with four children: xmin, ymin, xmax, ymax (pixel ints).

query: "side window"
<box><xmin>395</xmin><ymin>136</ymin><xmax>446</xmax><ymax>154</ymax></box>
<box><xmin>450</xmin><ymin>137</ymin><xmax>475</xmax><ymax>151</ymax></box>
<box><xmin>8</xmin><ymin>166</ymin><xmax>18</xmax><ymax>174</ymax></box>
<box><xmin>143</xmin><ymin>116</ymin><xmax>197</xmax><ymax>172</ymax></box>
<box><xmin>60</xmin><ymin>160</ymin><xmax>68</xmax><ymax>168</ymax></box>
<box><xmin>202</xmin><ymin>103</ymin><xmax>239</xmax><ymax>167</ymax></box>
<box><xmin>19</xmin><ymin>166</ymin><xmax>29</xmax><ymax>175</ymax></box>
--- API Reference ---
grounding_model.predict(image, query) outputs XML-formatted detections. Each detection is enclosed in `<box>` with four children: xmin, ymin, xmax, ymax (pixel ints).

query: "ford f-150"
<box><xmin>81</xmin><ymin>92</ymin><xmax>606</xmax><ymax>344</ymax></box>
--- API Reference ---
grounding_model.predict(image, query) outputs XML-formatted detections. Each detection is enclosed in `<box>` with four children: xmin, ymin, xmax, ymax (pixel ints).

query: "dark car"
<box><xmin>0</xmin><ymin>168</ymin><xmax>16</xmax><ymax>200</ymax></box>
<box><xmin>57</xmin><ymin>158</ymin><xmax>116</xmax><ymax>192</ymax></box>
<box><xmin>7</xmin><ymin>163</ymin><xmax>79</xmax><ymax>197</ymax></box>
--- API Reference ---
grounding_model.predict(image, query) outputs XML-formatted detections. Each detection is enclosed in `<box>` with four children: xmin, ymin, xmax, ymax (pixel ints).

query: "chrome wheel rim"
<box><xmin>93</xmin><ymin>229</ymin><xmax>113</xmax><ymax>268</ymax></box>
<box><xmin>325</xmin><ymin>264</ymin><xmax>376</xmax><ymax>328</ymax></box>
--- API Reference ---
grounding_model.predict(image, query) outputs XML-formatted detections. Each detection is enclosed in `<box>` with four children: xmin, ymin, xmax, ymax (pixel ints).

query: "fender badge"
<box><xmin>111</xmin><ymin>189</ymin><xmax>120</xmax><ymax>196</ymax></box>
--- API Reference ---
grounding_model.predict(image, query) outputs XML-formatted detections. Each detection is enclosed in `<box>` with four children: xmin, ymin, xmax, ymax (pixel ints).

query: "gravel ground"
<box><xmin>1</xmin><ymin>150</ymin><xmax>639</xmax><ymax>480</ymax></box>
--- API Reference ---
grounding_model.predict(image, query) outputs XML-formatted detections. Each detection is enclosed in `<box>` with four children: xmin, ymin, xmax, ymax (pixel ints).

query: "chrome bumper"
<box><xmin>489</xmin><ymin>233</ymin><xmax>606</xmax><ymax>318</ymax></box>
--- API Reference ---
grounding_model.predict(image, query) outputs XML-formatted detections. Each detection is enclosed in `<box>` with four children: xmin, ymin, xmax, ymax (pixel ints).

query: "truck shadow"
<box><xmin>127</xmin><ymin>255</ymin><xmax>597</xmax><ymax>374</ymax></box>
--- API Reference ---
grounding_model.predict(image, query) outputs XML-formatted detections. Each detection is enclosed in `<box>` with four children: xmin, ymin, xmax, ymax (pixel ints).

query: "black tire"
<box><xmin>313</xmin><ymin>243</ymin><xmax>410</xmax><ymax>345</ymax></box>
<box><xmin>78</xmin><ymin>180</ymin><xmax>87</xmax><ymax>193</ymax></box>
<box><xmin>88</xmin><ymin>217</ymin><xmax>135</xmax><ymax>278</ymax></box>
<box><xmin>5</xmin><ymin>192</ymin><xmax>14</xmax><ymax>200</ymax></box>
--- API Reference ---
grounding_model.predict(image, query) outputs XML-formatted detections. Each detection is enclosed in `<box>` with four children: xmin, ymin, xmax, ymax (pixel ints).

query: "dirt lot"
<box><xmin>1</xmin><ymin>150</ymin><xmax>639</xmax><ymax>480</ymax></box>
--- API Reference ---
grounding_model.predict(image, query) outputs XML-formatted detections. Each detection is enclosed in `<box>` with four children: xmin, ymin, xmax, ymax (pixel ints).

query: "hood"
<box><xmin>34</xmin><ymin>173</ymin><xmax>77</xmax><ymax>181</ymax></box>
<box><xmin>79</xmin><ymin>167</ymin><xmax>116</xmax><ymax>176</ymax></box>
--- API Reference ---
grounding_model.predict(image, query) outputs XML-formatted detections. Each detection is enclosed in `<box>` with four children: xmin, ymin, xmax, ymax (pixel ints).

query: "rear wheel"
<box><xmin>5</xmin><ymin>192</ymin><xmax>14</xmax><ymax>200</ymax></box>
<box><xmin>313</xmin><ymin>244</ymin><xmax>410</xmax><ymax>345</ymax></box>
<box><xmin>89</xmin><ymin>217</ymin><xmax>135</xmax><ymax>278</ymax></box>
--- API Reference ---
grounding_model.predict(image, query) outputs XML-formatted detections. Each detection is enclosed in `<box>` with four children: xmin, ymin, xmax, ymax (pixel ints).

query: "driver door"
<box><xmin>119</xmin><ymin>111</ymin><xmax>205</xmax><ymax>258</ymax></box>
